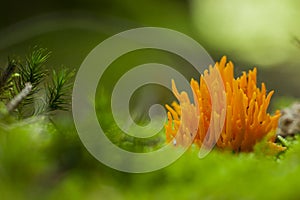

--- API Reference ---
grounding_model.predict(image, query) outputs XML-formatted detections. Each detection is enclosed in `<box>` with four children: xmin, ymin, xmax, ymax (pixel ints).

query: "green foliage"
<box><xmin>20</xmin><ymin>47</ymin><xmax>49</xmax><ymax>90</ymax></box>
<box><xmin>44</xmin><ymin>69</ymin><xmax>75</xmax><ymax>113</ymax></box>
<box><xmin>0</xmin><ymin>48</ymin><xmax>74</xmax><ymax>119</ymax></box>
<box><xmin>1</xmin><ymin>115</ymin><xmax>300</xmax><ymax>200</ymax></box>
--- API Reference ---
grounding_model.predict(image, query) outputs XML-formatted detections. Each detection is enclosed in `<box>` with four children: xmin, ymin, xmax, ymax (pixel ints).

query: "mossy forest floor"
<box><xmin>1</xmin><ymin>113</ymin><xmax>300</xmax><ymax>200</ymax></box>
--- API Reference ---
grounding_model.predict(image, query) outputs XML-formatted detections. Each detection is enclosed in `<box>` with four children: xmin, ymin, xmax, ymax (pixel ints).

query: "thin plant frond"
<box><xmin>16</xmin><ymin>48</ymin><xmax>50</xmax><ymax>111</ymax></box>
<box><xmin>45</xmin><ymin>68</ymin><xmax>75</xmax><ymax>113</ymax></box>
<box><xmin>0</xmin><ymin>47</ymin><xmax>73</xmax><ymax>119</ymax></box>
<box><xmin>18</xmin><ymin>47</ymin><xmax>50</xmax><ymax>90</ymax></box>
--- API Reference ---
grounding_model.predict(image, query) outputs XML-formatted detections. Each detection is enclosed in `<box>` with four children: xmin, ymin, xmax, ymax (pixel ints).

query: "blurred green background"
<box><xmin>0</xmin><ymin>0</ymin><xmax>299</xmax><ymax>98</ymax></box>
<box><xmin>0</xmin><ymin>0</ymin><xmax>300</xmax><ymax>199</ymax></box>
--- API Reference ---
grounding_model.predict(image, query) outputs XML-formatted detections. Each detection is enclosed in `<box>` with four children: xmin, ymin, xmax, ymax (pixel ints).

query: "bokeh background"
<box><xmin>1</xmin><ymin>0</ymin><xmax>300</xmax><ymax>199</ymax></box>
<box><xmin>0</xmin><ymin>0</ymin><xmax>299</xmax><ymax>98</ymax></box>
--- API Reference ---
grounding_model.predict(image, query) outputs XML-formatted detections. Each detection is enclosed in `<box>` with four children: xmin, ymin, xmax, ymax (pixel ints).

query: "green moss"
<box><xmin>1</xmin><ymin>114</ymin><xmax>300</xmax><ymax>199</ymax></box>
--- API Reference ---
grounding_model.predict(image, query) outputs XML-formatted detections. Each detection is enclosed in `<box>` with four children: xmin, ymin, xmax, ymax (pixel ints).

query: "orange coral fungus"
<box><xmin>165</xmin><ymin>56</ymin><xmax>285</xmax><ymax>152</ymax></box>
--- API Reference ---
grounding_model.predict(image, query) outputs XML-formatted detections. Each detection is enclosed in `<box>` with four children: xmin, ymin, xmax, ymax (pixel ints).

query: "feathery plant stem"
<box><xmin>0</xmin><ymin>47</ymin><xmax>74</xmax><ymax>119</ymax></box>
<box><xmin>18</xmin><ymin>48</ymin><xmax>49</xmax><ymax>95</ymax></box>
<box><xmin>45</xmin><ymin>69</ymin><xmax>75</xmax><ymax>113</ymax></box>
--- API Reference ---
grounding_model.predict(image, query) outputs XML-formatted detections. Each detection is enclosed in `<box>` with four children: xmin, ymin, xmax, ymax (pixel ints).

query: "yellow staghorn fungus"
<box><xmin>165</xmin><ymin>56</ymin><xmax>285</xmax><ymax>153</ymax></box>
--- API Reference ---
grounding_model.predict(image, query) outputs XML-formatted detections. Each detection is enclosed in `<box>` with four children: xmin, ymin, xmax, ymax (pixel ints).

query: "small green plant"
<box><xmin>44</xmin><ymin>69</ymin><xmax>75</xmax><ymax>113</ymax></box>
<box><xmin>0</xmin><ymin>47</ymin><xmax>74</xmax><ymax>120</ymax></box>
